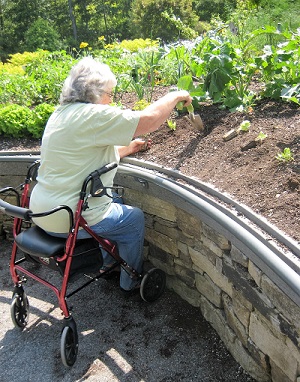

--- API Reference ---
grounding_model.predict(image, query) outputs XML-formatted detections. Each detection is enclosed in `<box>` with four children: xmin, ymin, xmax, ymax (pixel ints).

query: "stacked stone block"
<box><xmin>124</xmin><ymin>188</ymin><xmax>300</xmax><ymax>382</ymax></box>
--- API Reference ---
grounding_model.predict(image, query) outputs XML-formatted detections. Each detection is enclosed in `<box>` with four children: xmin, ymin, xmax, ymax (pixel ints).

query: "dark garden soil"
<box><xmin>1</xmin><ymin>88</ymin><xmax>299</xmax><ymax>245</ymax></box>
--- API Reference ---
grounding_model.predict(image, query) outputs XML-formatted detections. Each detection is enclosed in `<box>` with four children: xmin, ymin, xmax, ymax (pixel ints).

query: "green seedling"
<box><xmin>176</xmin><ymin>102</ymin><xmax>193</xmax><ymax>112</ymax></box>
<box><xmin>275</xmin><ymin>147</ymin><xmax>294</xmax><ymax>162</ymax></box>
<box><xmin>237</xmin><ymin>120</ymin><xmax>251</xmax><ymax>133</ymax></box>
<box><xmin>176</xmin><ymin>101</ymin><xmax>184</xmax><ymax>111</ymax></box>
<box><xmin>255</xmin><ymin>131</ymin><xmax>267</xmax><ymax>143</ymax></box>
<box><xmin>187</xmin><ymin>104</ymin><xmax>194</xmax><ymax>113</ymax></box>
<box><xmin>167</xmin><ymin>119</ymin><xmax>177</xmax><ymax>131</ymax></box>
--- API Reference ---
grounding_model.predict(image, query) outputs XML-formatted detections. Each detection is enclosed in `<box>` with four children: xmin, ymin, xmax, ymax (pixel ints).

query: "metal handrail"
<box><xmin>117</xmin><ymin>162</ymin><xmax>300</xmax><ymax>306</ymax></box>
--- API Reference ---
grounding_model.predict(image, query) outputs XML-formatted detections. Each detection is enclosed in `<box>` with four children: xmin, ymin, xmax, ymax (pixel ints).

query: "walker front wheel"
<box><xmin>140</xmin><ymin>268</ymin><xmax>166</xmax><ymax>302</ymax></box>
<box><xmin>61</xmin><ymin>322</ymin><xmax>79</xmax><ymax>367</ymax></box>
<box><xmin>10</xmin><ymin>291</ymin><xmax>29</xmax><ymax>329</ymax></box>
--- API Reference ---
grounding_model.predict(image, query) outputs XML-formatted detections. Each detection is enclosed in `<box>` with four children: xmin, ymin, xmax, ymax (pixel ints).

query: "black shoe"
<box><xmin>99</xmin><ymin>263</ymin><xmax>121</xmax><ymax>280</ymax></box>
<box><xmin>120</xmin><ymin>284</ymin><xmax>141</xmax><ymax>298</ymax></box>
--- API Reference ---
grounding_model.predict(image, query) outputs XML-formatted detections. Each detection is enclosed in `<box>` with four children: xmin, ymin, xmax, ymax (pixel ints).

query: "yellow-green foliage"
<box><xmin>7</xmin><ymin>50</ymin><xmax>49</xmax><ymax>66</ymax></box>
<box><xmin>106</xmin><ymin>38</ymin><xmax>159</xmax><ymax>52</ymax></box>
<box><xmin>0</xmin><ymin>50</ymin><xmax>49</xmax><ymax>75</ymax></box>
<box><xmin>0</xmin><ymin>62</ymin><xmax>25</xmax><ymax>75</ymax></box>
<box><xmin>132</xmin><ymin>99</ymin><xmax>151</xmax><ymax>110</ymax></box>
<box><xmin>0</xmin><ymin>103</ymin><xmax>55</xmax><ymax>138</ymax></box>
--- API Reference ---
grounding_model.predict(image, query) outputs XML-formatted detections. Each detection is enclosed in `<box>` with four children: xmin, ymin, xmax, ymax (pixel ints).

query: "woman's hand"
<box><xmin>134</xmin><ymin>90</ymin><xmax>192</xmax><ymax>137</ymax></box>
<box><xmin>130</xmin><ymin>138</ymin><xmax>151</xmax><ymax>153</ymax></box>
<box><xmin>174</xmin><ymin>90</ymin><xmax>193</xmax><ymax>108</ymax></box>
<box><xmin>118</xmin><ymin>138</ymin><xmax>151</xmax><ymax>158</ymax></box>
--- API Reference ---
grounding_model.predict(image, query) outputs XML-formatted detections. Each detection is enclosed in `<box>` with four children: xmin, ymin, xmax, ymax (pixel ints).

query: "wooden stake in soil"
<box><xmin>223</xmin><ymin>129</ymin><xmax>238</xmax><ymax>141</ymax></box>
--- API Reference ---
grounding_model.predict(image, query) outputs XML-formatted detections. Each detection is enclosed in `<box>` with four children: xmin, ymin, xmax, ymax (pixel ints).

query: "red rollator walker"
<box><xmin>0</xmin><ymin>160</ymin><xmax>166</xmax><ymax>366</ymax></box>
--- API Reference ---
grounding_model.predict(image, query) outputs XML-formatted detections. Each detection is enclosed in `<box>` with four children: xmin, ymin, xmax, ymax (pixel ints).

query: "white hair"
<box><xmin>59</xmin><ymin>57</ymin><xmax>117</xmax><ymax>105</ymax></box>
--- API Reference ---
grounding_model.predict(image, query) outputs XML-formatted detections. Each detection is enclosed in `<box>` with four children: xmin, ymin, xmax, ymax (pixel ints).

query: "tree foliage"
<box><xmin>130</xmin><ymin>0</ymin><xmax>199</xmax><ymax>42</ymax></box>
<box><xmin>24</xmin><ymin>18</ymin><xmax>62</xmax><ymax>52</ymax></box>
<box><xmin>193</xmin><ymin>0</ymin><xmax>237</xmax><ymax>22</ymax></box>
<box><xmin>0</xmin><ymin>0</ymin><xmax>299</xmax><ymax>61</ymax></box>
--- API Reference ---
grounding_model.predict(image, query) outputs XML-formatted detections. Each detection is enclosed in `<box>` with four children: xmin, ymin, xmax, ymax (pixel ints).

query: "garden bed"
<box><xmin>1</xmin><ymin>90</ymin><xmax>299</xmax><ymax>244</ymax></box>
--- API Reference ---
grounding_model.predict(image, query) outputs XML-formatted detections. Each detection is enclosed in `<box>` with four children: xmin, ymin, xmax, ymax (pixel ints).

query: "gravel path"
<box><xmin>0</xmin><ymin>239</ymin><xmax>256</xmax><ymax>382</ymax></box>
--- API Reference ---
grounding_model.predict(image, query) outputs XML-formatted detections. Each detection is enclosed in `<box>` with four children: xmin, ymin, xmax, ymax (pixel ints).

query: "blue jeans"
<box><xmin>88</xmin><ymin>203</ymin><xmax>144</xmax><ymax>290</ymax></box>
<box><xmin>70</xmin><ymin>200</ymin><xmax>144</xmax><ymax>290</ymax></box>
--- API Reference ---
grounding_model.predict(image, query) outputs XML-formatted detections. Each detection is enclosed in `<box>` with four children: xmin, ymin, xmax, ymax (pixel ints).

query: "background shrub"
<box><xmin>0</xmin><ymin>103</ymin><xmax>55</xmax><ymax>138</ymax></box>
<box><xmin>28</xmin><ymin>104</ymin><xmax>56</xmax><ymax>138</ymax></box>
<box><xmin>0</xmin><ymin>105</ymin><xmax>34</xmax><ymax>137</ymax></box>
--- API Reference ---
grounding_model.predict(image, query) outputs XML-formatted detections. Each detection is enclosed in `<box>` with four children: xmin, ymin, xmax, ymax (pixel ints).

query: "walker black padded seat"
<box><xmin>15</xmin><ymin>225</ymin><xmax>102</xmax><ymax>277</ymax></box>
<box><xmin>15</xmin><ymin>225</ymin><xmax>66</xmax><ymax>258</ymax></box>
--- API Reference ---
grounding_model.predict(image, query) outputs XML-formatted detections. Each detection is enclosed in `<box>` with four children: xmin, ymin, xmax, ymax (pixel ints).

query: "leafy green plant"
<box><xmin>24</xmin><ymin>51</ymin><xmax>75</xmax><ymax>104</ymax></box>
<box><xmin>123</xmin><ymin>48</ymin><xmax>164</xmax><ymax>102</ymax></box>
<box><xmin>5</xmin><ymin>50</ymin><xmax>49</xmax><ymax>67</ymax></box>
<box><xmin>0</xmin><ymin>105</ymin><xmax>34</xmax><ymax>137</ymax></box>
<box><xmin>280</xmin><ymin>84</ymin><xmax>300</xmax><ymax>106</ymax></box>
<box><xmin>166</xmin><ymin>119</ymin><xmax>177</xmax><ymax>131</ymax></box>
<box><xmin>0</xmin><ymin>50</ymin><xmax>75</xmax><ymax>107</ymax></box>
<box><xmin>162</xmin><ymin>44</ymin><xmax>192</xmax><ymax>85</ymax></box>
<box><xmin>173</xmin><ymin>29</ymin><xmax>259</xmax><ymax>111</ymax></box>
<box><xmin>176</xmin><ymin>76</ymin><xmax>206</xmax><ymax>110</ymax></box>
<box><xmin>202</xmin><ymin>41</ymin><xmax>234</xmax><ymax>104</ymax></box>
<box><xmin>237</xmin><ymin>120</ymin><xmax>251</xmax><ymax>133</ymax></box>
<box><xmin>0</xmin><ymin>103</ymin><xmax>55</xmax><ymax>138</ymax></box>
<box><xmin>28</xmin><ymin>104</ymin><xmax>56</xmax><ymax>138</ymax></box>
<box><xmin>275</xmin><ymin>147</ymin><xmax>294</xmax><ymax>162</ymax></box>
<box><xmin>172</xmin><ymin>25</ymin><xmax>300</xmax><ymax>110</ymax></box>
<box><xmin>132</xmin><ymin>99</ymin><xmax>150</xmax><ymax>110</ymax></box>
<box><xmin>255</xmin><ymin>131</ymin><xmax>267</xmax><ymax>143</ymax></box>
<box><xmin>254</xmin><ymin>27</ymin><xmax>300</xmax><ymax>104</ymax></box>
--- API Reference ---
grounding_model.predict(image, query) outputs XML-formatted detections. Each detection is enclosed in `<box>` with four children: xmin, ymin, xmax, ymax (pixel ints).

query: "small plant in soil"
<box><xmin>237</xmin><ymin>120</ymin><xmax>251</xmax><ymax>133</ymax></box>
<box><xmin>167</xmin><ymin>119</ymin><xmax>177</xmax><ymax>131</ymax></box>
<box><xmin>275</xmin><ymin>147</ymin><xmax>294</xmax><ymax>163</ymax></box>
<box><xmin>255</xmin><ymin>131</ymin><xmax>267</xmax><ymax>144</ymax></box>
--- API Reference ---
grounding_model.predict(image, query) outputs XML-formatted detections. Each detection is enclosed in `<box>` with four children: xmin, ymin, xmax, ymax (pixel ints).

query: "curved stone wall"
<box><xmin>1</xmin><ymin>157</ymin><xmax>300</xmax><ymax>382</ymax></box>
<box><xmin>116</xmin><ymin>165</ymin><xmax>300</xmax><ymax>382</ymax></box>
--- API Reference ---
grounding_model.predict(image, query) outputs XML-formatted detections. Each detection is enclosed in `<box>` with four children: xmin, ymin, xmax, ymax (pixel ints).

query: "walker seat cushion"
<box><xmin>15</xmin><ymin>225</ymin><xmax>66</xmax><ymax>258</ymax></box>
<box><xmin>15</xmin><ymin>225</ymin><xmax>103</xmax><ymax>276</ymax></box>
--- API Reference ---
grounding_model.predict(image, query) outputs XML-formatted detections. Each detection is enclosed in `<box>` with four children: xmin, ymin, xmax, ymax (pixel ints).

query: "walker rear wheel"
<box><xmin>61</xmin><ymin>323</ymin><xmax>78</xmax><ymax>366</ymax></box>
<box><xmin>10</xmin><ymin>291</ymin><xmax>29</xmax><ymax>329</ymax></box>
<box><xmin>140</xmin><ymin>268</ymin><xmax>166</xmax><ymax>302</ymax></box>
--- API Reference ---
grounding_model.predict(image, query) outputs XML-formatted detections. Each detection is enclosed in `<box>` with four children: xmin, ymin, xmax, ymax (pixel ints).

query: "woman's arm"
<box><xmin>118</xmin><ymin>139</ymin><xmax>151</xmax><ymax>159</ymax></box>
<box><xmin>133</xmin><ymin>90</ymin><xmax>192</xmax><ymax>137</ymax></box>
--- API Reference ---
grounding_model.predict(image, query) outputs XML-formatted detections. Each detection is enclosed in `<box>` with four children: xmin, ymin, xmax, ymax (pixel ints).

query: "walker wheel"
<box><xmin>61</xmin><ymin>323</ymin><xmax>79</xmax><ymax>366</ymax></box>
<box><xmin>10</xmin><ymin>291</ymin><xmax>29</xmax><ymax>329</ymax></box>
<box><xmin>140</xmin><ymin>268</ymin><xmax>166</xmax><ymax>302</ymax></box>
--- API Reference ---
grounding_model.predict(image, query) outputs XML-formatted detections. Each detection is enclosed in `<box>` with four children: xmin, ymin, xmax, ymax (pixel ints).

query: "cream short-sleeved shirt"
<box><xmin>29</xmin><ymin>102</ymin><xmax>139</xmax><ymax>233</ymax></box>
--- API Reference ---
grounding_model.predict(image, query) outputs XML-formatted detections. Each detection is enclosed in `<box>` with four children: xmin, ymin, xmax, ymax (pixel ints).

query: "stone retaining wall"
<box><xmin>0</xmin><ymin>158</ymin><xmax>38</xmax><ymax>239</ymax></box>
<box><xmin>1</xmin><ymin>159</ymin><xmax>300</xmax><ymax>382</ymax></box>
<box><xmin>118</xmin><ymin>173</ymin><xmax>300</xmax><ymax>382</ymax></box>
<box><xmin>0</xmin><ymin>157</ymin><xmax>38</xmax><ymax>189</ymax></box>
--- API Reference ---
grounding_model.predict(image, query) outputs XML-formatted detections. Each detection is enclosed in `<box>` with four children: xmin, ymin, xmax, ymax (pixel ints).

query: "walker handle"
<box><xmin>0</xmin><ymin>199</ymin><xmax>32</xmax><ymax>220</ymax></box>
<box><xmin>80</xmin><ymin>162</ymin><xmax>118</xmax><ymax>198</ymax></box>
<box><xmin>94</xmin><ymin>162</ymin><xmax>118</xmax><ymax>176</ymax></box>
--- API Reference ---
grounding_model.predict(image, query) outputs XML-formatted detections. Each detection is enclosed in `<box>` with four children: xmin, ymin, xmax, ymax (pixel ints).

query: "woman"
<box><xmin>29</xmin><ymin>56</ymin><xmax>192</xmax><ymax>294</ymax></box>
